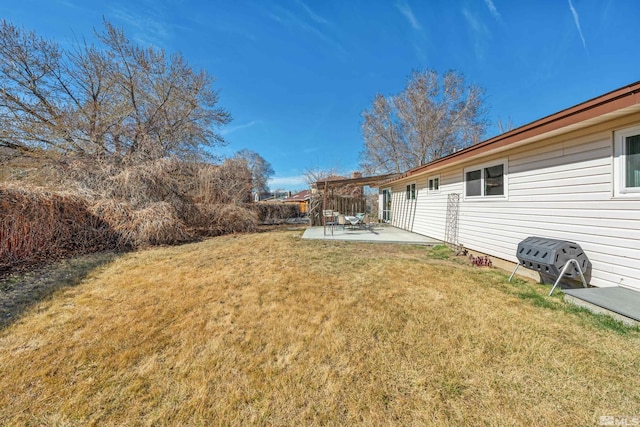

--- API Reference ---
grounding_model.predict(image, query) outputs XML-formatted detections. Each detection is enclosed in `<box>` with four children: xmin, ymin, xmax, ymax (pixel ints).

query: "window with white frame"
<box><xmin>406</xmin><ymin>183</ymin><xmax>416</xmax><ymax>200</ymax></box>
<box><xmin>464</xmin><ymin>160</ymin><xmax>507</xmax><ymax>198</ymax></box>
<box><xmin>428</xmin><ymin>175</ymin><xmax>440</xmax><ymax>192</ymax></box>
<box><xmin>614</xmin><ymin>125</ymin><xmax>640</xmax><ymax>196</ymax></box>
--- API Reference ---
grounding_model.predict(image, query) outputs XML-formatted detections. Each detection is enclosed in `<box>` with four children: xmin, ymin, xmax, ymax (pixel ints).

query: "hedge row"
<box><xmin>0</xmin><ymin>186</ymin><xmax>261</xmax><ymax>273</ymax></box>
<box><xmin>0</xmin><ymin>187</ymin><xmax>119</xmax><ymax>271</ymax></box>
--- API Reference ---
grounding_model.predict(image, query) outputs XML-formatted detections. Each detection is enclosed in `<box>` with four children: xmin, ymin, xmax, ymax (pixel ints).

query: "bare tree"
<box><xmin>0</xmin><ymin>19</ymin><xmax>231</xmax><ymax>164</ymax></box>
<box><xmin>232</xmin><ymin>149</ymin><xmax>274</xmax><ymax>194</ymax></box>
<box><xmin>496</xmin><ymin>116</ymin><xmax>517</xmax><ymax>134</ymax></box>
<box><xmin>360</xmin><ymin>94</ymin><xmax>408</xmax><ymax>174</ymax></box>
<box><xmin>302</xmin><ymin>166</ymin><xmax>341</xmax><ymax>187</ymax></box>
<box><xmin>361</xmin><ymin>69</ymin><xmax>487</xmax><ymax>174</ymax></box>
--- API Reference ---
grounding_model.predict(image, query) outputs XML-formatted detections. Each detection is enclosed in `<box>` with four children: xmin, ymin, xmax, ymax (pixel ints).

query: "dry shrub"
<box><xmin>0</xmin><ymin>185</ymin><xmax>119</xmax><ymax>271</ymax></box>
<box><xmin>107</xmin><ymin>160</ymin><xmax>186</xmax><ymax>210</ymax></box>
<box><xmin>191</xmin><ymin>203</ymin><xmax>257</xmax><ymax>236</ymax></box>
<box><xmin>127</xmin><ymin>203</ymin><xmax>190</xmax><ymax>246</ymax></box>
<box><xmin>67</xmin><ymin>158</ymin><xmax>185</xmax><ymax>207</ymax></box>
<box><xmin>1</xmin><ymin>153</ymin><xmax>261</xmax><ymax>269</ymax></box>
<box><xmin>190</xmin><ymin>158</ymin><xmax>252</xmax><ymax>205</ymax></box>
<box><xmin>67</xmin><ymin>156</ymin><xmax>255</xmax><ymax>244</ymax></box>
<box><xmin>90</xmin><ymin>200</ymin><xmax>189</xmax><ymax>247</ymax></box>
<box><xmin>253</xmin><ymin>203</ymin><xmax>300</xmax><ymax>224</ymax></box>
<box><xmin>0</xmin><ymin>151</ymin><xmax>65</xmax><ymax>190</ymax></box>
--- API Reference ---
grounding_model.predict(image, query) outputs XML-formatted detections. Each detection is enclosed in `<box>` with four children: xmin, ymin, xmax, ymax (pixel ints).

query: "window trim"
<box><xmin>614</xmin><ymin>125</ymin><xmax>640</xmax><ymax>197</ymax></box>
<box><xmin>463</xmin><ymin>159</ymin><xmax>508</xmax><ymax>200</ymax></box>
<box><xmin>428</xmin><ymin>175</ymin><xmax>440</xmax><ymax>193</ymax></box>
<box><xmin>405</xmin><ymin>182</ymin><xmax>416</xmax><ymax>201</ymax></box>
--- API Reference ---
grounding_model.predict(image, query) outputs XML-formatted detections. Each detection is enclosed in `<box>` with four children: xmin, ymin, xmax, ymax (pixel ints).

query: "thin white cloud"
<box><xmin>462</xmin><ymin>8</ymin><xmax>488</xmax><ymax>35</ymax></box>
<box><xmin>220</xmin><ymin>120</ymin><xmax>258</xmax><ymax>136</ymax></box>
<box><xmin>462</xmin><ymin>8</ymin><xmax>489</xmax><ymax>60</ymax></box>
<box><xmin>483</xmin><ymin>0</ymin><xmax>501</xmax><ymax>20</ymax></box>
<box><xmin>109</xmin><ymin>5</ymin><xmax>172</xmax><ymax>47</ymax></box>
<box><xmin>57</xmin><ymin>0</ymin><xmax>81</xmax><ymax>9</ymax></box>
<box><xmin>568</xmin><ymin>0</ymin><xmax>587</xmax><ymax>51</ymax></box>
<box><xmin>268</xmin><ymin>175</ymin><xmax>307</xmax><ymax>190</ymax></box>
<box><xmin>396</xmin><ymin>1</ymin><xmax>422</xmax><ymax>31</ymax></box>
<box><xmin>395</xmin><ymin>1</ymin><xmax>427</xmax><ymax>61</ymax></box>
<box><xmin>266</xmin><ymin>5</ymin><xmax>347</xmax><ymax>56</ymax></box>
<box><xmin>295</xmin><ymin>0</ymin><xmax>329</xmax><ymax>25</ymax></box>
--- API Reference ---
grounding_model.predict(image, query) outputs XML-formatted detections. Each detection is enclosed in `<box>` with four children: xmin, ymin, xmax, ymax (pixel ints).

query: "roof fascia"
<box><xmin>384</xmin><ymin>81</ymin><xmax>640</xmax><ymax>185</ymax></box>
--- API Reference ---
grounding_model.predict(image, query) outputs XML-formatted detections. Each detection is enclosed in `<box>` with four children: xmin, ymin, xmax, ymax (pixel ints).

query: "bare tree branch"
<box><xmin>360</xmin><ymin>69</ymin><xmax>488</xmax><ymax>174</ymax></box>
<box><xmin>232</xmin><ymin>149</ymin><xmax>274</xmax><ymax>194</ymax></box>
<box><xmin>0</xmin><ymin>19</ymin><xmax>231</xmax><ymax>165</ymax></box>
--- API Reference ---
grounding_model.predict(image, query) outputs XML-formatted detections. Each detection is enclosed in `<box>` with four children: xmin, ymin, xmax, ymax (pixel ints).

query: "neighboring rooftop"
<box><xmin>284</xmin><ymin>189</ymin><xmax>311</xmax><ymax>202</ymax></box>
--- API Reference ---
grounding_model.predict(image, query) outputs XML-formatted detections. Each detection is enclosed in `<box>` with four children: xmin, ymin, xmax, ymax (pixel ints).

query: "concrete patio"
<box><xmin>302</xmin><ymin>224</ymin><xmax>442</xmax><ymax>245</ymax></box>
<box><xmin>563</xmin><ymin>287</ymin><xmax>640</xmax><ymax>327</ymax></box>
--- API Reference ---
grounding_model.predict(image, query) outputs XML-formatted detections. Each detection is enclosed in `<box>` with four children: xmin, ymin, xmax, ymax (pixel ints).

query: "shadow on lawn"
<box><xmin>0</xmin><ymin>251</ymin><xmax>122</xmax><ymax>330</ymax></box>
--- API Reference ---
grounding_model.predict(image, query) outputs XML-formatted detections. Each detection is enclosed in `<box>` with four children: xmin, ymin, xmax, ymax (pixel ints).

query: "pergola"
<box><xmin>313</xmin><ymin>173</ymin><xmax>400</xmax><ymax>235</ymax></box>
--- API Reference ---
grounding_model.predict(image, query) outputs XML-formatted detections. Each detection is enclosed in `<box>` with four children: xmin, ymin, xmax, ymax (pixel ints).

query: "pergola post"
<box><xmin>323</xmin><ymin>180</ymin><xmax>328</xmax><ymax>236</ymax></box>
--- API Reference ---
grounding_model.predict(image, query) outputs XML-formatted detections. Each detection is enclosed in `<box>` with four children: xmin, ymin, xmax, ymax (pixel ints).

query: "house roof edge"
<box><xmin>382</xmin><ymin>80</ymin><xmax>640</xmax><ymax>186</ymax></box>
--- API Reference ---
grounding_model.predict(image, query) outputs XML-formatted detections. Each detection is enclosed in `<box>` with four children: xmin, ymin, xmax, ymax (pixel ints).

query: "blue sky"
<box><xmin>3</xmin><ymin>0</ymin><xmax>640</xmax><ymax>191</ymax></box>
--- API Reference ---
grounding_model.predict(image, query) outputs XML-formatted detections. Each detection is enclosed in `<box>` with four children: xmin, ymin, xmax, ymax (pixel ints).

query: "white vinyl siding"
<box><xmin>389</xmin><ymin>116</ymin><xmax>640</xmax><ymax>292</ymax></box>
<box><xmin>391</xmin><ymin>181</ymin><xmax>420</xmax><ymax>231</ymax></box>
<box><xmin>390</xmin><ymin>172</ymin><xmax>453</xmax><ymax>242</ymax></box>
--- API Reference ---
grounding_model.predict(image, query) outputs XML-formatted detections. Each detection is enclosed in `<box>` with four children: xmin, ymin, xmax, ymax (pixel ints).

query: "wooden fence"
<box><xmin>309</xmin><ymin>194</ymin><xmax>367</xmax><ymax>226</ymax></box>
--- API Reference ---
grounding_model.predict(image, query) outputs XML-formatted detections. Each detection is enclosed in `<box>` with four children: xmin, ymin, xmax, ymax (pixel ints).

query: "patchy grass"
<box><xmin>0</xmin><ymin>230</ymin><xmax>639</xmax><ymax>426</ymax></box>
<box><xmin>427</xmin><ymin>244</ymin><xmax>452</xmax><ymax>260</ymax></box>
<box><xmin>498</xmin><ymin>275</ymin><xmax>639</xmax><ymax>335</ymax></box>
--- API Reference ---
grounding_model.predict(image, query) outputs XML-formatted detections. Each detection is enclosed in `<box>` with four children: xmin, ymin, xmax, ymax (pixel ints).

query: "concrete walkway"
<box><xmin>563</xmin><ymin>287</ymin><xmax>640</xmax><ymax>327</ymax></box>
<box><xmin>302</xmin><ymin>225</ymin><xmax>441</xmax><ymax>245</ymax></box>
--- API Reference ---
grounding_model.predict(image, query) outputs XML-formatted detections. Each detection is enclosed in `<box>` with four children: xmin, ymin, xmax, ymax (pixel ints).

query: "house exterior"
<box><xmin>381</xmin><ymin>81</ymin><xmax>640</xmax><ymax>292</ymax></box>
<box><xmin>283</xmin><ymin>189</ymin><xmax>311</xmax><ymax>214</ymax></box>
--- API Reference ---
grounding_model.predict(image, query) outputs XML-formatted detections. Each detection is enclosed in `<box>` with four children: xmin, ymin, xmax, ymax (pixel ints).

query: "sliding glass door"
<box><xmin>382</xmin><ymin>189</ymin><xmax>392</xmax><ymax>222</ymax></box>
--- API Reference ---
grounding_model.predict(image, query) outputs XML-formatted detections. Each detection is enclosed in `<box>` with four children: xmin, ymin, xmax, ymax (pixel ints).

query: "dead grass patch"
<box><xmin>0</xmin><ymin>230</ymin><xmax>638</xmax><ymax>425</ymax></box>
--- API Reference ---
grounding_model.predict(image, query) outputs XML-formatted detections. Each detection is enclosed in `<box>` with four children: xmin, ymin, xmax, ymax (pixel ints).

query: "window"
<box><xmin>484</xmin><ymin>164</ymin><xmax>504</xmax><ymax>196</ymax></box>
<box><xmin>428</xmin><ymin>175</ymin><xmax>440</xmax><ymax>192</ymax></box>
<box><xmin>614</xmin><ymin>125</ymin><xmax>640</xmax><ymax>196</ymax></box>
<box><xmin>627</xmin><ymin>135</ymin><xmax>640</xmax><ymax>187</ymax></box>
<box><xmin>466</xmin><ymin>169</ymin><xmax>481</xmax><ymax>196</ymax></box>
<box><xmin>406</xmin><ymin>183</ymin><xmax>416</xmax><ymax>200</ymax></box>
<box><xmin>464</xmin><ymin>160</ymin><xmax>507</xmax><ymax>198</ymax></box>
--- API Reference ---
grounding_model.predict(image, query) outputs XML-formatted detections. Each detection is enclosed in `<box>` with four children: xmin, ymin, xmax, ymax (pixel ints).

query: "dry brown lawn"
<box><xmin>0</xmin><ymin>229</ymin><xmax>639</xmax><ymax>426</ymax></box>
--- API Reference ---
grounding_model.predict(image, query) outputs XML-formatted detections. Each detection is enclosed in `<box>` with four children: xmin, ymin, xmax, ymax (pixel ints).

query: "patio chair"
<box><xmin>359</xmin><ymin>213</ymin><xmax>371</xmax><ymax>230</ymax></box>
<box><xmin>337</xmin><ymin>214</ymin><xmax>347</xmax><ymax>230</ymax></box>
<box><xmin>323</xmin><ymin>210</ymin><xmax>337</xmax><ymax>226</ymax></box>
